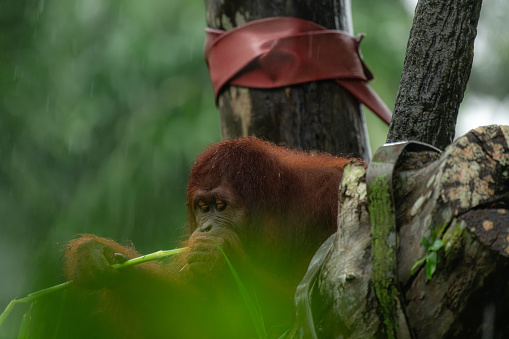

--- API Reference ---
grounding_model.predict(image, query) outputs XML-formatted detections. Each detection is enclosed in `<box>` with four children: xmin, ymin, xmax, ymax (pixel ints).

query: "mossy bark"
<box><xmin>295</xmin><ymin>125</ymin><xmax>509</xmax><ymax>338</ymax></box>
<box><xmin>368</xmin><ymin>174</ymin><xmax>399</xmax><ymax>338</ymax></box>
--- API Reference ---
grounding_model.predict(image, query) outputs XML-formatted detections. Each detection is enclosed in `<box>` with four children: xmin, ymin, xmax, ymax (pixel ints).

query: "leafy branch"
<box><xmin>0</xmin><ymin>248</ymin><xmax>186</xmax><ymax>330</ymax></box>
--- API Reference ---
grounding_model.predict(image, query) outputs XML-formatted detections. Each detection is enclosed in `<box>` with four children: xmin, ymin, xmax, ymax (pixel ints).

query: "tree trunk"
<box><xmin>203</xmin><ymin>0</ymin><xmax>371</xmax><ymax>159</ymax></box>
<box><xmin>387</xmin><ymin>0</ymin><xmax>483</xmax><ymax>150</ymax></box>
<box><xmin>202</xmin><ymin>0</ymin><xmax>506</xmax><ymax>338</ymax></box>
<box><xmin>289</xmin><ymin>125</ymin><xmax>509</xmax><ymax>338</ymax></box>
<box><xmin>278</xmin><ymin>0</ymin><xmax>497</xmax><ymax>337</ymax></box>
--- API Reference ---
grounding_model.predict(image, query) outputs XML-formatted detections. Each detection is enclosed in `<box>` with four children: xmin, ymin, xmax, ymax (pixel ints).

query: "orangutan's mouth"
<box><xmin>186</xmin><ymin>240</ymin><xmax>221</xmax><ymax>269</ymax></box>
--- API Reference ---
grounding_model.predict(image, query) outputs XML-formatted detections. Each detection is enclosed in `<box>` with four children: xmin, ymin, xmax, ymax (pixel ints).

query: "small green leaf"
<box><xmin>426</xmin><ymin>252</ymin><xmax>438</xmax><ymax>280</ymax></box>
<box><xmin>421</xmin><ymin>236</ymin><xmax>432</xmax><ymax>248</ymax></box>
<box><xmin>411</xmin><ymin>257</ymin><xmax>427</xmax><ymax>275</ymax></box>
<box><xmin>429</xmin><ymin>239</ymin><xmax>444</xmax><ymax>252</ymax></box>
<box><xmin>430</xmin><ymin>228</ymin><xmax>436</xmax><ymax>241</ymax></box>
<box><xmin>413</xmin><ymin>232</ymin><xmax>443</xmax><ymax>280</ymax></box>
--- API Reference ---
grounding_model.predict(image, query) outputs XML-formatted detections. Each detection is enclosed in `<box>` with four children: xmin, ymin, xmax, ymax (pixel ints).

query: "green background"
<box><xmin>1</xmin><ymin>0</ymin><xmax>508</xmax><ymax>334</ymax></box>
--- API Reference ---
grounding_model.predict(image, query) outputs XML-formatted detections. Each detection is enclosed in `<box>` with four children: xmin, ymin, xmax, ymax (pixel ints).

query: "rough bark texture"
<box><xmin>291</xmin><ymin>125</ymin><xmax>509</xmax><ymax>338</ymax></box>
<box><xmin>395</xmin><ymin>124</ymin><xmax>509</xmax><ymax>338</ymax></box>
<box><xmin>204</xmin><ymin>0</ymin><xmax>371</xmax><ymax>159</ymax></box>
<box><xmin>316</xmin><ymin>163</ymin><xmax>380</xmax><ymax>338</ymax></box>
<box><xmin>387</xmin><ymin>0</ymin><xmax>483</xmax><ymax>150</ymax></box>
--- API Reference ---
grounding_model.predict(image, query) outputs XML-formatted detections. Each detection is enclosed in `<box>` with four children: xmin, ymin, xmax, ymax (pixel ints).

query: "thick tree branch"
<box><xmin>387</xmin><ymin>0</ymin><xmax>483</xmax><ymax>150</ymax></box>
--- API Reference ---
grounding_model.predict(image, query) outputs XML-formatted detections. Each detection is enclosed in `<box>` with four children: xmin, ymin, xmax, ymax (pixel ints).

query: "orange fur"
<box><xmin>58</xmin><ymin>137</ymin><xmax>362</xmax><ymax>339</ymax></box>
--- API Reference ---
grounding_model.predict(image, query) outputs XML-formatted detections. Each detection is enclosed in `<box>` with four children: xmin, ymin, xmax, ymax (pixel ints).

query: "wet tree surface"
<box><xmin>289</xmin><ymin>125</ymin><xmax>509</xmax><ymax>338</ymax></box>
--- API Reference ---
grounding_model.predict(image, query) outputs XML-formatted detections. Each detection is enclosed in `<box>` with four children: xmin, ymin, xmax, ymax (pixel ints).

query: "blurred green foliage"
<box><xmin>1</xmin><ymin>0</ymin><xmax>508</xmax><ymax>335</ymax></box>
<box><xmin>0</xmin><ymin>0</ymin><xmax>220</xmax><ymax>324</ymax></box>
<box><xmin>351</xmin><ymin>0</ymin><xmax>412</xmax><ymax>151</ymax></box>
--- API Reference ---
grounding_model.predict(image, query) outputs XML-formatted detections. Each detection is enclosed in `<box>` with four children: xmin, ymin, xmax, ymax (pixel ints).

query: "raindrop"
<box><xmin>189</xmin><ymin>39</ymin><xmax>194</xmax><ymax>61</ymax></box>
<box><xmin>38</xmin><ymin>0</ymin><xmax>45</xmax><ymax>16</ymax></box>
<box><xmin>308</xmin><ymin>34</ymin><xmax>313</xmax><ymax>58</ymax></box>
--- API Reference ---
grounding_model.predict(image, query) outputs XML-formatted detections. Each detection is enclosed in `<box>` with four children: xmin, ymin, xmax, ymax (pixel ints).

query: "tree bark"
<box><xmin>387</xmin><ymin>0</ymin><xmax>483</xmax><ymax>150</ymax></box>
<box><xmin>203</xmin><ymin>0</ymin><xmax>371</xmax><ymax>159</ymax></box>
<box><xmin>203</xmin><ymin>1</ymin><xmax>503</xmax><ymax>338</ymax></box>
<box><xmin>289</xmin><ymin>125</ymin><xmax>509</xmax><ymax>338</ymax></box>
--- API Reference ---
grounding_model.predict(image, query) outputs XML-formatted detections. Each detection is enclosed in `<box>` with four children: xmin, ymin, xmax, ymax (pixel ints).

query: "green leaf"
<box><xmin>421</xmin><ymin>236</ymin><xmax>432</xmax><ymax>248</ymax></box>
<box><xmin>429</xmin><ymin>239</ymin><xmax>444</xmax><ymax>252</ymax></box>
<box><xmin>0</xmin><ymin>247</ymin><xmax>186</xmax><ymax>332</ymax></box>
<box><xmin>430</xmin><ymin>228</ymin><xmax>436</xmax><ymax>241</ymax></box>
<box><xmin>426</xmin><ymin>252</ymin><xmax>438</xmax><ymax>280</ymax></box>
<box><xmin>213</xmin><ymin>239</ymin><xmax>267</xmax><ymax>339</ymax></box>
<box><xmin>53</xmin><ymin>289</ymin><xmax>69</xmax><ymax>338</ymax></box>
<box><xmin>17</xmin><ymin>302</ymin><xmax>33</xmax><ymax>339</ymax></box>
<box><xmin>110</xmin><ymin>248</ymin><xmax>186</xmax><ymax>269</ymax></box>
<box><xmin>411</xmin><ymin>257</ymin><xmax>427</xmax><ymax>275</ymax></box>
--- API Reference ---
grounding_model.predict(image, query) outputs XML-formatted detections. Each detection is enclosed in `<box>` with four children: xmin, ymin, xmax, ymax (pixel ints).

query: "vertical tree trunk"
<box><xmin>204</xmin><ymin>0</ymin><xmax>371</xmax><ymax>159</ymax></box>
<box><xmin>387</xmin><ymin>0</ymin><xmax>483</xmax><ymax>150</ymax></box>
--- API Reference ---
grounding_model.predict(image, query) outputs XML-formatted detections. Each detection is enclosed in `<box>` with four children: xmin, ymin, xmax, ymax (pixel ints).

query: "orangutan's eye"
<box><xmin>216</xmin><ymin>201</ymin><xmax>227</xmax><ymax>211</ymax></box>
<box><xmin>197</xmin><ymin>201</ymin><xmax>210</xmax><ymax>213</ymax></box>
